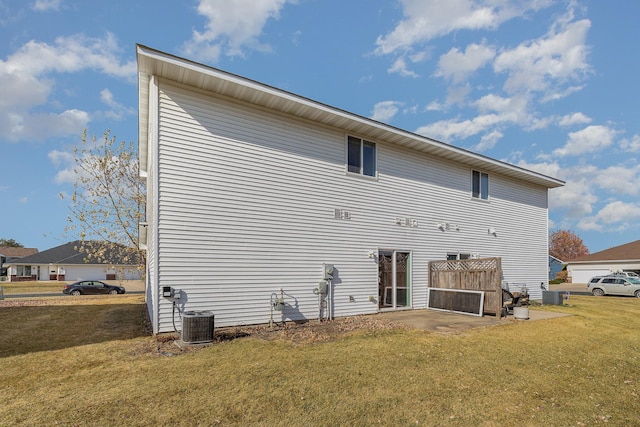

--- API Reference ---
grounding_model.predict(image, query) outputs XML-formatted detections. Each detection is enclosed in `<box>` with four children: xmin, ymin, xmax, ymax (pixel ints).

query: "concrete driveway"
<box><xmin>548</xmin><ymin>282</ymin><xmax>590</xmax><ymax>296</ymax></box>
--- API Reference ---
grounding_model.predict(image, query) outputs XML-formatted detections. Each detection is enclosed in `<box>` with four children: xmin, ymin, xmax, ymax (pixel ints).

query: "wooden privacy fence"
<box><xmin>428</xmin><ymin>257</ymin><xmax>502</xmax><ymax>316</ymax></box>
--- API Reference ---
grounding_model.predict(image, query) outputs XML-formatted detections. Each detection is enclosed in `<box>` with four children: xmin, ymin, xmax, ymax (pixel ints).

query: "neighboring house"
<box><xmin>137</xmin><ymin>45</ymin><xmax>565</xmax><ymax>334</ymax></box>
<box><xmin>549</xmin><ymin>255</ymin><xmax>564</xmax><ymax>280</ymax></box>
<box><xmin>0</xmin><ymin>247</ymin><xmax>39</xmax><ymax>278</ymax></box>
<box><xmin>5</xmin><ymin>241</ymin><xmax>141</xmax><ymax>282</ymax></box>
<box><xmin>566</xmin><ymin>240</ymin><xmax>640</xmax><ymax>283</ymax></box>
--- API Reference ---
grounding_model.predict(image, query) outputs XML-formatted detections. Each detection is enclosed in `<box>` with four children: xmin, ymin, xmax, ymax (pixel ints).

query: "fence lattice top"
<box><xmin>429</xmin><ymin>257</ymin><xmax>499</xmax><ymax>272</ymax></box>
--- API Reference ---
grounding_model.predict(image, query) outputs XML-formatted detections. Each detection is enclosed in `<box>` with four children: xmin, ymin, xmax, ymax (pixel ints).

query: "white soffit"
<box><xmin>137</xmin><ymin>44</ymin><xmax>564</xmax><ymax>189</ymax></box>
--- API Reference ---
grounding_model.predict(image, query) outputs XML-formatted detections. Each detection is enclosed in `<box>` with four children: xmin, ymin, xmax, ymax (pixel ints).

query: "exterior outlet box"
<box><xmin>162</xmin><ymin>286</ymin><xmax>180</xmax><ymax>299</ymax></box>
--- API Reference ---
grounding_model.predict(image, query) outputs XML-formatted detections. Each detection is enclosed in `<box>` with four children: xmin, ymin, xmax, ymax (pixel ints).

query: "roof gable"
<box><xmin>568</xmin><ymin>240</ymin><xmax>640</xmax><ymax>262</ymax></box>
<box><xmin>0</xmin><ymin>247</ymin><xmax>39</xmax><ymax>258</ymax></box>
<box><xmin>137</xmin><ymin>44</ymin><xmax>564</xmax><ymax>190</ymax></box>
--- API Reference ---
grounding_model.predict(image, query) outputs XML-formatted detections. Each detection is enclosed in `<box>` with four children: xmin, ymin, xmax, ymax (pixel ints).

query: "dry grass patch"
<box><xmin>0</xmin><ymin>295</ymin><xmax>148</xmax><ymax>356</ymax></box>
<box><xmin>1</xmin><ymin>295</ymin><xmax>640</xmax><ymax>426</ymax></box>
<box><xmin>0</xmin><ymin>280</ymin><xmax>65</xmax><ymax>294</ymax></box>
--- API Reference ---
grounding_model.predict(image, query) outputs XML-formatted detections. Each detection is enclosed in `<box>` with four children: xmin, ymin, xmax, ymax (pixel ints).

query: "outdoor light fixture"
<box><xmin>488</xmin><ymin>227</ymin><xmax>497</xmax><ymax>236</ymax></box>
<box><xmin>438</xmin><ymin>222</ymin><xmax>459</xmax><ymax>231</ymax></box>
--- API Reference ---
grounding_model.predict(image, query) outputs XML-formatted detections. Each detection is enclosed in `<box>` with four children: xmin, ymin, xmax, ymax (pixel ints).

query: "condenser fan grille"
<box><xmin>181</xmin><ymin>310</ymin><xmax>215</xmax><ymax>344</ymax></box>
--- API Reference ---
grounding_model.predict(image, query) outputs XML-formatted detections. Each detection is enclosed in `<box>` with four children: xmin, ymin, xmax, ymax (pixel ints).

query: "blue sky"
<box><xmin>1</xmin><ymin>0</ymin><xmax>638</xmax><ymax>254</ymax></box>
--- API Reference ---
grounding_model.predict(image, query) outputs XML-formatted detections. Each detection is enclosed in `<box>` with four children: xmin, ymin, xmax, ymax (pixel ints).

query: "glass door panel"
<box><xmin>378</xmin><ymin>250</ymin><xmax>411</xmax><ymax>309</ymax></box>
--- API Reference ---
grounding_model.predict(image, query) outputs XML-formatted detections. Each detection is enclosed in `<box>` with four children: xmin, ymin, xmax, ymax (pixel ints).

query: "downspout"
<box><xmin>148</xmin><ymin>73</ymin><xmax>161</xmax><ymax>334</ymax></box>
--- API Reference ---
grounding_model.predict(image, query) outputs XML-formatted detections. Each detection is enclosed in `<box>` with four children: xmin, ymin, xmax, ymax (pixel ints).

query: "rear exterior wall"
<box><xmin>147</xmin><ymin>80</ymin><xmax>550</xmax><ymax>333</ymax></box>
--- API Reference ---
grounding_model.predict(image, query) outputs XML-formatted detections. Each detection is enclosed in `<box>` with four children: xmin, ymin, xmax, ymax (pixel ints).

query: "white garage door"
<box><xmin>65</xmin><ymin>266</ymin><xmax>106</xmax><ymax>282</ymax></box>
<box><xmin>571</xmin><ymin>269</ymin><xmax>610</xmax><ymax>284</ymax></box>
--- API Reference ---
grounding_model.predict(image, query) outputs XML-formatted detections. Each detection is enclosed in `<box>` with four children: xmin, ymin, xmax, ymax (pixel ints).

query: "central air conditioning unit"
<box><xmin>181</xmin><ymin>311</ymin><xmax>215</xmax><ymax>344</ymax></box>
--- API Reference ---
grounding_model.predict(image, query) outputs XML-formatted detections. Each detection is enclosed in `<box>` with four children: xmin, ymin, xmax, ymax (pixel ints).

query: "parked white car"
<box><xmin>587</xmin><ymin>276</ymin><xmax>640</xmax><ymax>297</ymax></box>
<box><xmin>611</xmin><ymin>271</ymin><xmax>639</xmax><ymax>278</ymax></box>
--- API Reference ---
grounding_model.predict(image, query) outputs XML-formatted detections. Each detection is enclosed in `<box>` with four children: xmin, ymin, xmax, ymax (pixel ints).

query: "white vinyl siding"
<box><xmin>150</xmin><ymin>81</ymin><xmax>551</xmax><ymax>333</ymax></box>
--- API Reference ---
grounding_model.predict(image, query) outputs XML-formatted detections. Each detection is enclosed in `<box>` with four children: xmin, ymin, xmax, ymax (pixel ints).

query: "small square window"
<box><xmin>472</xmin><ymin>170</ymin><xmax>489</xmax><ymax>200</ymax></box>
<box><xmin>347</xmin><ymin>136</ymin><xmax>376</xmax><ymax>177</ymax></box>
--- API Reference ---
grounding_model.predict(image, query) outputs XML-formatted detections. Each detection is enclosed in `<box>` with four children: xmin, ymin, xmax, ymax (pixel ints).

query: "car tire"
<box><xmin>70</xmin><ymin>290</ymin><xmax>81</xmax><ymax>296</ymax></box>
<box><xmin>635</xmin><ymin>290</ymin><xmax>640</xmax><ymax>298</ymax></box>
<box><xmin>108</xmin><ymin>289</ymin><xmax>118</xmax><ymax>295</ymax></box>
<box><xmin>592</xmin><ymin>288</ymin><xmax>605</xmax><ymax>296</ymax></box>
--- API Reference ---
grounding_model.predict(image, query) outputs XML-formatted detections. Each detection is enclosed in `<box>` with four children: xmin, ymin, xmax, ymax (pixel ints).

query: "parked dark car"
<box><xmin>63</xmin><ymin>280</ymin><xmax>126</xmax><ymax>296</ymax></box>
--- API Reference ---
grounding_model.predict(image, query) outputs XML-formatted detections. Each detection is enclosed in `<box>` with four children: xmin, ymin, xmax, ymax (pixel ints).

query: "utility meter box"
<box><xmin>323</xmin><ymin>263</ymin><xmax>334</xmax><ymax>280</ymax></box>
<box><xmin>317</xmin><ymin>281</ymin><xmax>328</xmax><ymax>295</ymax></box>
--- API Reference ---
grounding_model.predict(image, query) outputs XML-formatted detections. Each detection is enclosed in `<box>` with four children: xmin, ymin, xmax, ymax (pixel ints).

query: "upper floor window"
<box><xmin>472</xmin><ymin>170</ymin><xmax>489</xmax><ymax>200</ymax></box>
<box><xmin>347</xmin><ymin>136</ymin><xmax>376</xmax><ymax>177</ymax></box>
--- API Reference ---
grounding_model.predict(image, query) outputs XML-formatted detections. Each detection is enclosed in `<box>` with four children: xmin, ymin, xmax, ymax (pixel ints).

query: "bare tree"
<box><xmin>549</xmin><ymin>229</ymin><xmax>589</xmax><ymax>261</ymax></box>
<box><xmin>60</xmin><ymin>129</ymin><xmax>145</xmax><ymax>274</ymax></box>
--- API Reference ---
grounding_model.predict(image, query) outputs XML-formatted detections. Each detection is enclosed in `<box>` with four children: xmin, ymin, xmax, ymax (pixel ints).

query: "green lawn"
<box><xmin>1</xmin><ymin>295</ymin><xmax>639</xmax><ymax>426</ymax></box>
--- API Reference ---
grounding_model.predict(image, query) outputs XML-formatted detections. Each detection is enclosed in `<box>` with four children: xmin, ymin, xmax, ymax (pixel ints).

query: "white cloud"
<box><xmin>493</xmin><ymin>15</ymin><xmax>591</xmax><ymax>96</ymax></box>
<box><xmin>541</xmin><ymin>84</ymin><xmax>585</xmax><ymax>103</ymax></box>
<box><xmin>32</xmin><ymin>0</ymin><xmax>61</xmax><ymax>12</ymax></box>
<box><xmin>621</xmin><ymin>134</ymin><xmax>640</xmax><ymax>153</ymax></box>
<box><xmin>558</xmin><ymin>112</ymin><xmax>591</xmax><ymax>126</ymax></box>
<box><xmin>182</xmin><ymin>0</ymin><xmax>294</xmax><ymax>62</ymax></box>
<box><xmin>0</xmin><ymin>109</ymin><xmax>89</xmax><ymax>141</ymax></box>
<box><xmin>552</xmin><ymin>125</ymin><xmax>617</xmax><ymax>157</ymax></box>
<box><xmin>48</xmin><ymin>149</ymin><xmax>74</xmax><ymax>167</ymax></box>
<box><xmin>435</xmin><ymin>42</ymin><xmax>495</xmax><ymax>83</ymax></box>
<box><xmin>377</xmin><ymin>1</ymin><xmax>592</xmax><ymax>145</ymax></box>
<box><xmin>374</xmin><ymin>0</ymin><xmax>552</xmax><ymax>55</ymax></box>
<box><xmin>0</xmin><ymin>33</ymin><xmax>135</xmax><ymax>142</ymax></box>
<box><xmin>370</xmin><ymin>101</ymin><xmax>403</xmax><ymax>123</ymax></box>
<box><xmin>388</xmin><ymin>57</ymin><xmax>419</xmax><ymax>77</ymax></box>
<box><xmin>592</xmin><ymin>164</ymin><xmax>640</xmax><ymax>196</ymax></box>
<box><xmin>416</xmin><ymin>93</ymin><xmax>532</xmax><ymax>142</ymax></box>
<box><xmin>415</xmin><ymin>113</ymin><xmax>504</xmax><ymax>142</ymax></box>
<box><xmin>516</xmin><ymin>160</ymin><xmax>596</xmax><ymax>220</ymax></box>
<box><xmin>550</xmin><ymin>178</ymin><xmax>597</xmax><ymax>219</ymax></box>
<box><xmin>53</xmin><ymin>167</ymin><xmax>76</xmax><ymax>185</ymax></box>
<box><xmin>445</xmin><ymin>84</ymin><xmax>472</xmax><ymax>107</ymax></box>
<box><xmin>519</xmin><ymin>159</ymin><xmax>640</xmax><ymax>234</ymax></box>
<box><xmin>578</xmin><ymin>201</ymin><xmax>640</xmax><ymax>231</ymax></box>
<box><xmin>474</xmin><ymin>130</ymin><xmax>503</xmax><ymax>152</ymax></box>
<box><xmin>425</xmin><ymin>101</ymin><xmax>444</xmax><ymax>112</ymax></box>
<box><xmin>473</xmin><ymin>93</ymin><xmax>530</xmax><ymax>120</ymax></box>
<box><xmin>3</xmin><ymin>34</ymin><xmax>135</xmax><ymax>78</ymax></box>
<box><xmin>18</xmin><ymin>196</ymin><xmax>29</xmax><ymax>204</ymax></box>
<box><xmin>99</xmin><ymin>88</ymin><xmax>136</xmax><ymax>121</ymax></box>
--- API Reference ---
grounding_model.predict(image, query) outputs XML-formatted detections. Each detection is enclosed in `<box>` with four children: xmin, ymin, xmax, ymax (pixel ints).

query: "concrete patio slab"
<box><xmin>376</xmin><ymin>308</ymin><xmax>570</xmax><ymax>332</ymax></box>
